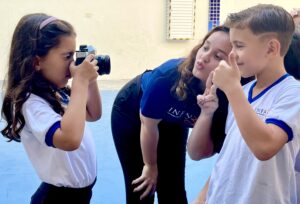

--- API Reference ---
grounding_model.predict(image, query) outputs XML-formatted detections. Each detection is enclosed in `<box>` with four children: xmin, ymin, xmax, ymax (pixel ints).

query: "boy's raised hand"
<box><xmin>197</xmin><ymin>71</ymin><xmax>218</xmax><ymax>116</ymax></box>
<box><xmin>212</xmin><ymin>52</ymin><xmax>241</xmax><ymax>93</ymax></box>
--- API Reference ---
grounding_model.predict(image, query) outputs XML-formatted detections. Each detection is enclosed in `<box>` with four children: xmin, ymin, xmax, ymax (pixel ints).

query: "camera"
<box><xmin>75</xmin><ymin>45</ymin><xmax>111</xmax><ymax>75</ymax></box>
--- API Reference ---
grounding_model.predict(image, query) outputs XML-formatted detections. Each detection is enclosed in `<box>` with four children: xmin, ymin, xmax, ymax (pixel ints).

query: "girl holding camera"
<box><xmin>1</xmin><ymin>13</ymin><xmax>101</xmax><ymax>204</ymax></box>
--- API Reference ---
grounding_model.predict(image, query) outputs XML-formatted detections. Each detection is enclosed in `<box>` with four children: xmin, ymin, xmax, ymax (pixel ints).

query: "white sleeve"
<box><xmin>266</xmin><ymin>85</ymin><xmax>300</xmax><ymax>142</ymax></box>
<box><xmin>22</xmin><ymin>95</ymin><xmax>62</xmax><ymax>145</ymax></box>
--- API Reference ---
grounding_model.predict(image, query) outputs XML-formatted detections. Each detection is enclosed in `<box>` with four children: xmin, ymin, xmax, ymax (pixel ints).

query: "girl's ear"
<box><xmin>34</xmin><ymin>56</ymin><xmax>41</xmax><ymax>71</ymax></box>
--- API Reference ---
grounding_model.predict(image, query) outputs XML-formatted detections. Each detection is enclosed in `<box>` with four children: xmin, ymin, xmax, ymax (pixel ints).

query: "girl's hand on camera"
<box><xmin>70</xmin><ymin>54</ymin><xmax>99</xmax><ymax>83</ymax></box>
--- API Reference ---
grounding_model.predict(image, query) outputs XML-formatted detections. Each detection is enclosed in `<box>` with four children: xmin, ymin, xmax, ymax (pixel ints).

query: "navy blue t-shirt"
<box><xmin>140</xmin><ymin>58</ymin><xmax>230</xmax><ymax>153</ymax></box>
<box><xmin>140</xmin><ymin>58</ymin><xmax>200</xmax><ymax>127</ymax></box>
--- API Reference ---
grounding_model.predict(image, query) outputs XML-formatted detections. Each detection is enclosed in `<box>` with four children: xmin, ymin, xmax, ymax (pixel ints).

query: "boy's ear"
<box><xmin>34</xmin><ymin>56</ymin><xmax>41</xmax><ymax>71</ymax></box>
<box><xmin>266</xmin><ymin>39</ymin><xmax>280</xmax><ymax>56</ymax></box>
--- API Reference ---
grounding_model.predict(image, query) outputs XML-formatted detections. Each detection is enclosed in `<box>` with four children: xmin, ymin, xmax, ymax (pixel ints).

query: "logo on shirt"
<box><xmin>167</xmin><ymin>107</ymin><xmax>198</xmax><ymax>126</ymax></box>
<box><xmin>254</xmin><ymin>107</ymin><xmax>269</xmax><ymax>119</ymax></box>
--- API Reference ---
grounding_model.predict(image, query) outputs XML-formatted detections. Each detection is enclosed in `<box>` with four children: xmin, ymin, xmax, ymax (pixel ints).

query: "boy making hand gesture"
<box><xmin>192</xmin><ymin>4</ymin><xmax>300</xmax><ymax>204</ymax></box>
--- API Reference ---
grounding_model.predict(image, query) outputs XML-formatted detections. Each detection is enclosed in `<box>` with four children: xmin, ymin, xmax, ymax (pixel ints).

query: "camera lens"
<box><xmin>96</xmin><ymin>55</ymin><xmax>111</xmax><ymax>75</ymax></box>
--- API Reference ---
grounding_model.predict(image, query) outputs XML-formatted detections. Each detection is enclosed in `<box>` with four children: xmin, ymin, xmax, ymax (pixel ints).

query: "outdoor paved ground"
<box><xmin>0</xmin><ymin>89</ymin><xmax>216</xmax><ymax>204</ymax></box>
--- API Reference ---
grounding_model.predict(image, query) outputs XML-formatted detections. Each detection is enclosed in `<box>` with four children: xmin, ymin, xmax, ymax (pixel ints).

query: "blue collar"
<box><xmin>248</xmin><ymin>73</ymin><xmax>290</xmax><ymax>103</ymax></box>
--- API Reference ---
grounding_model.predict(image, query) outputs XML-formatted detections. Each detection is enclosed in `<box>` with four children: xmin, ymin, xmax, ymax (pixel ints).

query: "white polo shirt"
<box><xmin>296</xmin><ymin>152</ymin><xmax>300</xmax><ymax>204</ymax></box>
<box><xmin>20</xmin><ymin>94</ymin><xmax>97</xmax><ymax>188</ymax></box>
<box><xmin>206</xmin><ymin>75</ymin><xmax>300</xmax><ymax>204</ymax></box>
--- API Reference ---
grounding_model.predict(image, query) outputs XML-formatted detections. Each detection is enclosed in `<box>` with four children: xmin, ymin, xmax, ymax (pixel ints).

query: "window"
<box><xmin>167</xmin><ymin>0</ymin><xmax>196</xmax><ymax>40</ymax></box>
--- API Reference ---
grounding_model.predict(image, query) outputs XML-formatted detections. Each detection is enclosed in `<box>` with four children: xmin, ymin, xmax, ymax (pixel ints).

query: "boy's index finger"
<box><xmin>228</xmin><ymin>52</ymin><xmax>239</xmax><ymax>72</ymax></box>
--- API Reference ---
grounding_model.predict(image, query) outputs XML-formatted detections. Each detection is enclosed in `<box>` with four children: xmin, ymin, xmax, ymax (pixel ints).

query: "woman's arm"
<box><xmin>132</xmin><ymin>112</ymin><xmax>161</xmax><ymax>200</ymax></box>
<box><xmin>188</xmin><ymin>72</ymin><xmax>218</xmax><ymax>160</ymax></box>
<box><xmin>140</xmin><ymin>113</ymin><xmax>160</xmax><ymax>168</ymax></box>
<box><xmin>188</xmin><ymin>113</ymin><xmax>215</xmax><ymax>160</ymax></box>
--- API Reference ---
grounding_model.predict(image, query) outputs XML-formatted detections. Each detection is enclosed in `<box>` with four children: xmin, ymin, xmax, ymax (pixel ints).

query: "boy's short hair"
<box><xmin>225</xmin><ymin>4</ymin><xmax>295</xmax><ymax>56</ymax></box>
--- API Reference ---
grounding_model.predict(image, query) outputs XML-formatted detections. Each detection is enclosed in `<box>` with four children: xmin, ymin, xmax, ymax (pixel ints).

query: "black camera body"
<box><xmin>75</xmin><ymin>45</ymin><xmax>111</xmax><ymax>75</ymax></box>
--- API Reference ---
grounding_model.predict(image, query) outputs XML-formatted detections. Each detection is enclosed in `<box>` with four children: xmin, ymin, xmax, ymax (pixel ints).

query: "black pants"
<box><xmin>111</xmin><ymin>75</ymin><xmax>188</xmax><ymax>204</ymax></box>
<box><xmin>30</xmin><ymin>179</ymin><xmax>95</xmax><ymax>204</ymax></box>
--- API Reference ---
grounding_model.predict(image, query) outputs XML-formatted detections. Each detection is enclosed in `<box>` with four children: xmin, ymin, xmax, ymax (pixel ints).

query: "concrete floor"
<box><xmin>0</xmin><ymin>90</ymin><xmax>216</xmax><ymax>204</ymax></box>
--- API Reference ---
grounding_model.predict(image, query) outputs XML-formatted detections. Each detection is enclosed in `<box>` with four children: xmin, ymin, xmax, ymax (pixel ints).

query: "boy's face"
<box><xmin>229</xmin><ymin>28</ymin><xmax>269</xmax><ymax>78</ymax></box>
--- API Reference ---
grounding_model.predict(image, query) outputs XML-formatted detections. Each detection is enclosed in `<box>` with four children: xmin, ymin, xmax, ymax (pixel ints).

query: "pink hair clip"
<box><xmin>39</xmin><ymin>16</ymin><xmax>57</xmax><ymax>30</ymax></box>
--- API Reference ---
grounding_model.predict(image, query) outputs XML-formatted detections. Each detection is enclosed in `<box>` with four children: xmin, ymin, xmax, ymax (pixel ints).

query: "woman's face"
<box><xmin>35</xmin><ymin>35</ymin><xmax>76</xmax><ymax>88</ymax></box>
<box><xmin>192</xmin><ymin>31</ymin><xmax>231</xmax><ymax>82</ymax></box>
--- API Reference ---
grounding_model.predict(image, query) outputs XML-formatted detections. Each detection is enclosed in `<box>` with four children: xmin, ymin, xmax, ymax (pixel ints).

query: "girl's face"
<box><xmin>192</xmin><ymin>31</ymin><xmax>231</xmax><ymax>82</ymax></box>
<box><xmin>35</xmin><ymin>35</ymin><xmax>76</xmax><ymax>88</ymax></box>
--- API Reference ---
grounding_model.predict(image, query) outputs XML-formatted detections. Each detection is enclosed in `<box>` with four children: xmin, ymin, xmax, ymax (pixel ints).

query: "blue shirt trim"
<box><xmin>45</xmin><ymin>121</ymin><xmax>60</xmax><ymax>147</ymax></box>
<box><xmin>248</xmin><ymin>74</ymin><xmax>290</xmax><ymax>103</ymax></box>
<box><xmin>265</xmin><ymin>118</ymin><xmax>293</xmax><ymax>142</ymax></box>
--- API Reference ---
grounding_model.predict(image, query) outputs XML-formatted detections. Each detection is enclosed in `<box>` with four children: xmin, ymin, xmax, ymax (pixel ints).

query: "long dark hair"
<box><xmin>174</xmin><ymin>25</ymin><xmax>230</xmax><ymax>101</ymax></box>
<box><xmin>284</xmin><ymin>33</ymin><xmax>300</xmax><ymax>79</ymax></box>
<box><xmin>1</xmin><ymin>13</ymin><xmax>75</xmax><ymax>142</ymax></box>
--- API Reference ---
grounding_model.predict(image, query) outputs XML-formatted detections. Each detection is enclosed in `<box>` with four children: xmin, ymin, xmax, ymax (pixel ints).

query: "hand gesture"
<box><xmin>212</xmin><ymin>52</ymin><xmax>241</xmax><ymax>93</ymax></box>
<box><xmin>197</xmin><ymin>71</ymin><xmax>218</xmax><ymax>116</ymax></box>
<box><xmin>70</xmin><ymin>54</ymin><xmax>99</xmax><ymax>82</ymax></box>
<box><xmin>132</xmin><ymin>164</ymin><xmax>158</xmax><ymax>200</ymax></box>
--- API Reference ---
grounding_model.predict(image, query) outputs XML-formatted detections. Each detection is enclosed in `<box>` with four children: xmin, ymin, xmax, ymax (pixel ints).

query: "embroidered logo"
<box><xmin>167</xmin><ymin>107</ymin><xmax>197</xmax><ymax>126</ymax></box>
<box><xmin>254</xmin><ymin>107</ymin><xmax>269</xmax><ymax>119</ymax></box>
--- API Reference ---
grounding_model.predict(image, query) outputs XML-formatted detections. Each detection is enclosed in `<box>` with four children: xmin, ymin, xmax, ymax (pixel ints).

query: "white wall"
<box><xmin>0</xmin><ymin>0</ymin><xmax>298</xmax><ymax>84</ymax></box>
<box><xmin>220</xmin><ymin>0</ymin><xmax>299</xmax><ymax>23</ymax></box>
<box><xmin>0</xmin><ymin>0</ymin><xmax>209</xmax><ymax>83</ymax></box>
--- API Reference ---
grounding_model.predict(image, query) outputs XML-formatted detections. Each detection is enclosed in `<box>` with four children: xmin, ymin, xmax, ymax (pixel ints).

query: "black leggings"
<box><xmin>111</xmin><ymin>75</ymin><xmax>189</xmax><ymax>204</ymax></box>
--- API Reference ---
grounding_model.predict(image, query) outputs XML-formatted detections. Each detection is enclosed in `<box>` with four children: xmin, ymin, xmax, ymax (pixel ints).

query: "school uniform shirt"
<box><xmin>140</xmin><ymin>58</ymin><xmax>229</xmax><ymax>153</ymax></box>
<box><xmin>206</xmin><ymin>74</ymin><xmax>300</xmax><ymax>204</ymax></box>
<box><xmin>296</xmin><ymin>152</ymin><xmax>300</xmax><ymax>204</ymax></box>
<box><xmin>297</xmin><ymin>171</ymin><xmax>300</xmax><ymax>204</ymax></box>
<box><xmin>20</xmin><ymin>94</ymin><xmax>97</xmax><ymax>188</ymax></box>
<box><xmin>296</xmin><ymin>151</ymin><xmax>300</xmax><ymax>171</ymax></box>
